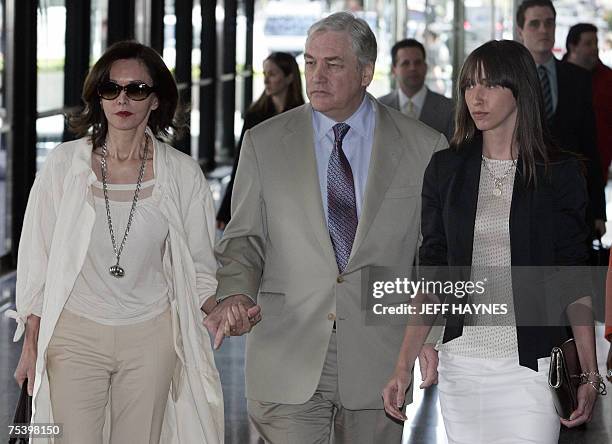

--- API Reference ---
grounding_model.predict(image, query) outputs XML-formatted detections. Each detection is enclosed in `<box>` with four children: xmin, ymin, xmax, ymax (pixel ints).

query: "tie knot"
<box><xmin>333</xmin><ymin>123</ymin><xmax>350</xmax><ymax>144</ymax></box>
<box><xmin>538</xmin><ymin>65</ymin><xmax>547</xmax><ymax>78</ymax></box>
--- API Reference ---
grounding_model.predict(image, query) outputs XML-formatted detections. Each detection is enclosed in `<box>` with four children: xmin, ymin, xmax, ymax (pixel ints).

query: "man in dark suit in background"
<box><xmin>517</xmin><ymin>0</ymin><xmax>606</xmax><ymax>237</ymax></box>
<box><xmin>378</xmin><ymin>39</ymin><xmax>455</xmax><ymax>141</ymax></box>
<box><xmin>564</xmin><ymin>23</ymin><xmax>612</xmax><ymax>182</ymax></box>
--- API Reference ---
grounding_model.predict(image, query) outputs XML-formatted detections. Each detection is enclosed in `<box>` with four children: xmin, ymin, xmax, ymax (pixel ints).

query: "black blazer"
<box><xmin>550</xmin><ymin>60</ymin><xmax>605</xmax><ymax>222</ymax></box>
<box><xmin>420</xmin><ymin>138</ymin><xmax>590</xmax><ymax>370</ymax></box>
<box><xmin>217</xmin><ymin>106</ymin><xmax>278</xmax><ymax>224</ymax></box>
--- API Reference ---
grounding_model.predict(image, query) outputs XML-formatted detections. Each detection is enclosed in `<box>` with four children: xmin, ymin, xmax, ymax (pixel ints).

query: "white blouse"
<box><xmin>65</xmin><ymin>180</ymin><xmax>171</xmax><ymax>325</ymax></box>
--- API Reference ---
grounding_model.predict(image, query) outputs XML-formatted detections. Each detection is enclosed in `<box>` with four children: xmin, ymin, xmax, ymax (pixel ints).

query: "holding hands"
<box><xmin>203</xmin><ymin>294</ymin><xmax>262</xmax><ymax>349</ymax></box>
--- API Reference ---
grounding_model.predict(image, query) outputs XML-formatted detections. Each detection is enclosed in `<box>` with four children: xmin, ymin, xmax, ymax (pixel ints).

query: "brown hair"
<box><xmin>516</xmin><ymin>0</ymin><xmax>556</xmax><ymax>29</ymax></box>
<box><xmin>451</xmin><ymin>40</ymin><xmax>555</xmax><ymax>185</ymax></box>
<box><xmin>249</xmin><ymin>52</ymin><xmax>305</xmax><ymax>116</ymax></box>
<box><xmin>68</xmin><ymin>40</ymin><xmax>184</xmax><ymax>148</ymax></box>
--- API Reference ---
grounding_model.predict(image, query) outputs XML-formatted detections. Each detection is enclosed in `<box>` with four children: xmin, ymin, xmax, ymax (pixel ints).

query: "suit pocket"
<box><xmin>385</xmin><ymin>185</ymin><xmax>420</xmax><ymax>199</ymax></box>
<box><xmin>258</xmin><ymin>291</ymin><xmax>285</xmax><ymax>316</ymax></box>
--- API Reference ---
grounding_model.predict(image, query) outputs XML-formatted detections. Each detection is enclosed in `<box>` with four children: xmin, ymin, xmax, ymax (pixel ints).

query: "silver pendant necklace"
<box><xmin>481</xmin><ymin>155</ymin><xmax>516</xmax><ymax>197</ymax></box>
<box><xmin>100</xmin><ymin>136</ymin><xmax>149</xmax><ymax>278</ymax></box>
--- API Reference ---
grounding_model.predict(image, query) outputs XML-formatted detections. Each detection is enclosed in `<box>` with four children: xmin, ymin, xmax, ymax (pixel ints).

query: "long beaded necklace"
<box><xmin>100</xmin><ymin>136</ymin><xmax>149</xmax><ymax>278</ymax></box>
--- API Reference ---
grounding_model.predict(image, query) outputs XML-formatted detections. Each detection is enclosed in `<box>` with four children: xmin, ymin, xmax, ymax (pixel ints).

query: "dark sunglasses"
<box><xmin>97</xmin><ymin>81</ymin><xmax>155</xmax><ymax>101</ymax></box>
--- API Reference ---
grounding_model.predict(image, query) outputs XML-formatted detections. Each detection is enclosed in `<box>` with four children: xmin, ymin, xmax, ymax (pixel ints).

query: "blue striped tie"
<box><xmin>538</xmin><ymin>65</ymin><xmax>554</xmax><ymax>120</ymax></box>
<box><xmin>327</xmin><ymin>123</ymin><xmax>357</xmax><ymax>273</ymax></box>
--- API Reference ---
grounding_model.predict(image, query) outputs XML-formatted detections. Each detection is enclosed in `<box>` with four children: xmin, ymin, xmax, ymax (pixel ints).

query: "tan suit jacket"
<box><xmin>215</xmin><ymin>98</ymin><xmax>447</xmax><ymax>409</ymax></box>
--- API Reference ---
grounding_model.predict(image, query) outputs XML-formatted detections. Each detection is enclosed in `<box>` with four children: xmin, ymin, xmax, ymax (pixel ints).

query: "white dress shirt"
<box><xmin>398</xmin><ymin>85</ymin><xmax>427</xmax><ymax>119</ymax></box>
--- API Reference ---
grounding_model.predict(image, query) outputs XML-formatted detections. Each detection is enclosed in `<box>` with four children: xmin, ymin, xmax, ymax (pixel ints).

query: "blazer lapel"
<box><xmin>347</xmin><ymin>101</ymin><xmax>403</xmax><ymax>270</ymax></box>
<box><xmin>282</xmin><ymin>105</ymin><xmax>337</xmax><ymax>266</ymax></box>
<box><xmin>509</xmin><ymin>159</ymin><xmax>531</xmax><ymax>266</ymax></box>
<box><xmin>448</xmin><ymin>139</ymin><xmax>482</xmax><ymax>268</ymax></box>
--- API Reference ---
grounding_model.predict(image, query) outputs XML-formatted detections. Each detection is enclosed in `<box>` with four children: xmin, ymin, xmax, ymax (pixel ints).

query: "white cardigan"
<box><xmin>6</xmin><ymin>131</ymin><xmax>224</xmax><ymax>443</ymax></box>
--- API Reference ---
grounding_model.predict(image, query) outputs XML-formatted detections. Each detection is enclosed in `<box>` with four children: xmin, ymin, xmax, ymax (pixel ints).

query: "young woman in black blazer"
<box><xmin>382</xmin><ymin>40</ymin><xmax>604</xmax><ymax>443</ymax></box>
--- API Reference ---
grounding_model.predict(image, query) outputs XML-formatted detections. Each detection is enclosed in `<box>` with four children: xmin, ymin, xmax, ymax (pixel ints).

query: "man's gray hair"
<box><xmin>307</xmin><ymin>11</ymin><xmax>377</xmax><ymax>67</ymax></box>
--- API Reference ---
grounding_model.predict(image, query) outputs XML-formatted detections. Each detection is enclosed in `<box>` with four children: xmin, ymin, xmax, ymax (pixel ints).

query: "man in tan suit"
<box><xmin>204</xmin><ymin>12</ymin><xmax>447</xmax><ymax>443</ymax></box>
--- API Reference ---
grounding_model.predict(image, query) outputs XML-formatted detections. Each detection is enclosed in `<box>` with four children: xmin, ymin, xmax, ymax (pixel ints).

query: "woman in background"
<box><xmin>217</xmin><ymin>51</ymin><xmax>304</xmax><ymax>228</ymax></box>
<box><xmin>383</xmin><ymin>40</ymin><xmax>604</xmax><ymax>443</ymax></box>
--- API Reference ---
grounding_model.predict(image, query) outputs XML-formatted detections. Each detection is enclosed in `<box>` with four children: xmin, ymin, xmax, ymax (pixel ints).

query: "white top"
<box><xmin>65</xmin><ymin>179</ymin><xmax>170</xmax><ymax>325</ymax></box>
<box><xmin>6</xmin><ymin>131</ymin><xmax>224</xmax><ymax>443</ymax></box>
<box><xmin>441</xmin><ymin>157</ymin><xmax>519</xmax><ymax>359</ymax></box>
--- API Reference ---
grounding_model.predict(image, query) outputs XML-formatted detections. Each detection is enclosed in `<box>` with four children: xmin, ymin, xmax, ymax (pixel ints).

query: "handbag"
<box><xmin>548</xmin><ymin>338</ymin><xmax>581</xmax><ymax>420</ymax></box>
<box><xmin>8</xmin><ymin>378</ymin><xmax>33</xmax><ymax>444</ymax></box>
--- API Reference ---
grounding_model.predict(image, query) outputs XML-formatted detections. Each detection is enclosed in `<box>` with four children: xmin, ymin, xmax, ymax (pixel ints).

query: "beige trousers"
<box><xmin>247</xmin><ymin>331</ymin><xmax>404</xmax><ymax>444</ymax></box>
<box><xmin>46</xmin><ymin>309</ymin><xmax>177</xmax><ymax>444</ymax></box>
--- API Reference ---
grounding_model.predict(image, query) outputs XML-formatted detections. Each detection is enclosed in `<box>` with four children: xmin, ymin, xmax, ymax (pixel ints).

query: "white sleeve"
<box><xmin>184</xmin><ymin>172</ymin><xmax>218</xmax><ymax>309</ymax></box>
<box><xmin>7</xmin><ymin>166</ymin><xmax>57</xmax><ymax>341</ymax></box>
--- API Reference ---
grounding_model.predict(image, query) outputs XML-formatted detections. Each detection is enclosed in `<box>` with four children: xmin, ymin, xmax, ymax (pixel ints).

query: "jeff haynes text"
<box><xmin>372</xmin><ymin>303</ymin><xmax>509</xmax><ymax>315</ymax></box>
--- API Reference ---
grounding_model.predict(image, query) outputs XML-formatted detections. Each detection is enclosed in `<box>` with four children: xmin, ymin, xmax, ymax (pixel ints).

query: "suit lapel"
<box><xmin>391</xmin><ymin>90</ymin><xmax>400</xmax><ymax>111</ymax></box>
<box><xmin>553</xmin><ymin>59</ymin><xmax>567</xmax><ymax>122</ymax></box>
<box><xmin>420</xmin><ymin>89</ymin><xmax>433</xmax><ymax>123</ymax></box>
<box><xmin>282</xmin><ymin>105</ymin><xmax>337</xmax><ymax>266</ymax></box>
<box><xmin>347</xmin><ymin>102</ymin><xmax>403</xmax><ymax>270</ymax></box>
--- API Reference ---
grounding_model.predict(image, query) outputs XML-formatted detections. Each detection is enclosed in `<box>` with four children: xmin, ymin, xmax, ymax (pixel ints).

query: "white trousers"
<box><xmin>437</xmin><ymin>351</ymin><xmax>560</xmax><ymax>444</ymax></box>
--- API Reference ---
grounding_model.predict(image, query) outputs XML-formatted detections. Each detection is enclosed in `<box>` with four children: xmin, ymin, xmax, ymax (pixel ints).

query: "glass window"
<box><xmin>163</xmin><ymin>0</ymin><xmax>176</xmax><ymax>71</ymax></box>
<box><xmin>37</xmin><ymin>0</ymin><xmax>66</xmax><ymax>171</ymax></box>
<box><xmin>91</xmin><ymin>0</ymin><xmax>108</xmax><ymax>65</ymax></box>
<box><xmin>37</xmin><ymin>0</ymin><xmax>66</xmax><ymax>113</ymax></box>
<box><xmin>464</xmin><ymin>0</ymin><xmax>513</xmax><ymax>59</ymax></box>
<box><xmin>405</xmin><ymin>0</ymin><xmax>454</xmax><ymax>97</ymax></box>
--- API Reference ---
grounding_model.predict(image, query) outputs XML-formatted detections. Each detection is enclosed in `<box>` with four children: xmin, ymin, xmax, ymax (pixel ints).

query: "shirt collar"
<box><xmin>538</xmin><ymin>56</ymin><xmax>556</xmax><ymax>75</ymax></box>
<box><xmin>398</xmin><ymin>84</ymin><xmax>427</xmax><ymax>110</ymax></box>
<box><xmin>312</xmin><ymin>95</ymin><xmax>372</xmax><ymax>143</ymax></box>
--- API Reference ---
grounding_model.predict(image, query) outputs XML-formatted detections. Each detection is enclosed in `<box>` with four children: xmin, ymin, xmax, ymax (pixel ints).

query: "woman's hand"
<box><xmin>14</xmin><ymin>315</ymin><xmax>40</xmax><ymax>396</ymax></box>
<box><xmin>14</xmin><ymin>342</ymin><xmax>37</xmax><ymax>396</ymax></box>
<box><xmin>560</xmin><ymin>383</ymin><xmax>598</xmax><ymax>428</ymax></box>
<box><xmin>382</xmin><ymin>366</ymin><xmax>413</xmax><ymax>421</ymax></box>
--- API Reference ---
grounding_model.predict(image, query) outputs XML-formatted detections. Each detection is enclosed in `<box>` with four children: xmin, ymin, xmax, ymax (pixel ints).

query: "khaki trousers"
<box><xmin>46</xmin><ymin>309</ymin><xmax>176</xmax><ymax>444</ymax></box>
<box><xmin>247</xmin><ymin>332</ymin><xmax>404</xmax><ymax>444</ymax></box>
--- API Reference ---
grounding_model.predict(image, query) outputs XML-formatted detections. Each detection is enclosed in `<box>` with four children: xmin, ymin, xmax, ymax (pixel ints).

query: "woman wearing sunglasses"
<box><xmin>9</xmin><ymin>41</ymin><xmax>239</xmax><ymax>443</ymax></box>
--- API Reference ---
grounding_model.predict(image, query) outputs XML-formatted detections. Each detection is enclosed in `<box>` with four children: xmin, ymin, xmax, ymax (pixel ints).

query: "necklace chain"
<box><xmin>100</xmin><ymin>136</ymin><xmax>149</xmax><ymax>277</ymax></box>
<box><xmin>481</xmin><ymin>155</ymin><xmax>516</xmax><ymax>195</ymax></box>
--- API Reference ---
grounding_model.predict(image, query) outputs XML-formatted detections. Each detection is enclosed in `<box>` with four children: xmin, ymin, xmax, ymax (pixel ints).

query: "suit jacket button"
<box><xmin>327</xmin><ymin>313</ymin><xmax>336</xmax><ymax>321</ymax></box>
<box><xmin>336</xmin><ymin>276</ymin><xmax>344</xmax><ymax>283</ymax></box>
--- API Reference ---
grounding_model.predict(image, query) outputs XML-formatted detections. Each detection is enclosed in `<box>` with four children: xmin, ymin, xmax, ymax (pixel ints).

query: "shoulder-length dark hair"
<box><xmin>69</xmin><ymin>40</ymin><xmax>184</xmax><ymax>149</ymax></box>
<box><xmin>451</xmin><ymin>40</ymin><xmax>556</xmax><ymax>185</ymax></box>
<box><xmin>249</xmin><ymin>52</ymin><xmax>304</xmax><ymax>115</ymax></box>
